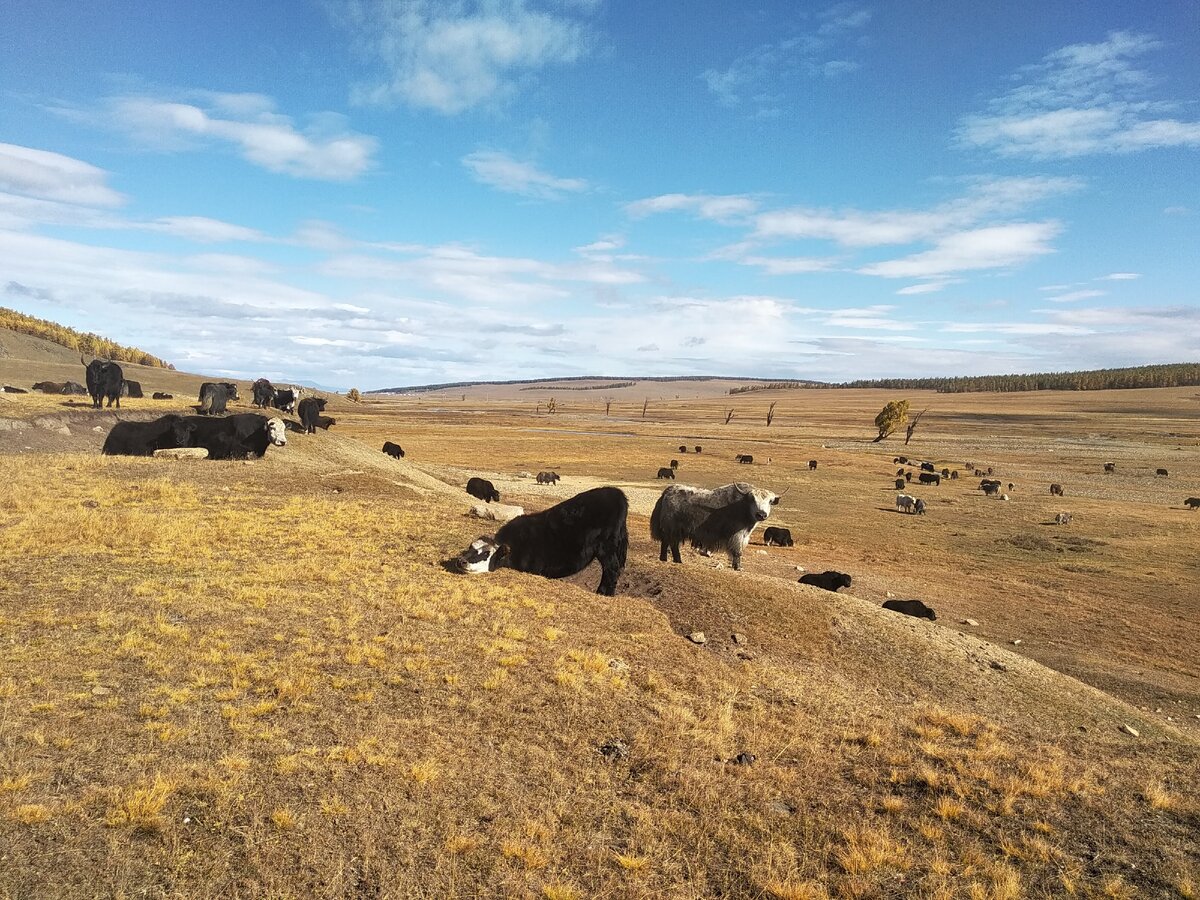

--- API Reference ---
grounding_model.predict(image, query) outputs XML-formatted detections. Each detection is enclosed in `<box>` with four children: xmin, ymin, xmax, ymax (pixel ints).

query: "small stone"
<box><xmin>56</xmin><ymin>426</ymin><xmax>71</xmax><ymax>436</ymax></box>
<box><xmin>153</xmin><ymin>447</ymin><xmax>209</xmax><ymax>460</ymax></box>
<box><xmin>607</xmin><ymin>658</ymin><xmax>630</xmax><ymax>674</ymax></box>
<box><xmin>756</xmin><ymin>549</ymin><xmax>768</xmax><ymax>555</ymax></box>
<box><xmin>93</xmin><ymin>426</ymin><xmax>105</xmax><ymax>433</ymax></box>
<box><xmin>1119</xmin><ymin>724</ymin><xmax>1139</xmax><ymax>738</ymax></box>
<box><xmin>714</xmin><ymin>562</ymin><xmax>724</xmax><ymax>569</ymax></box>
<box><xmin>731</xmin><ymin>633</ymin><xmax>747</xmax><ymax>645</ymax></box>
<box><xmin>794</xmin><ymin>565</ymin><xmax>805</xmax><ymax>572</ymax></box>
<box><xmin>886</xmin><ymin>591</ymin><xmax>894</xmax><ymax>598</ymax></box>
<box><xmin>183</xmin><ymin>816</ymin><xmax>191</xmax><ymax>825</ymax></box>
<box><xmin>736</xmin><ymin>650</ymin><xmax>756</xmax><ymax>661</ymax></box>
<box><xmin>768</xmin><ymin>800</ymin><xmax>794</xmax><ymax>815</ymax></box>
<box><xmin>963</xmin><ymin>618</ymin><xmax>979</xmax><ymax>627</ymax></box>
<box><xmin>90</xmin><ymin>686</ymin><xmax>111</xmax><ymax>696</ymax></box>
<box><xmin>687</xmin><ymin>632</ymin><xmax>707</xmax><ymax>645</ymax></box>
<box><xmin>1011</xmin><ymin>639</ymin><xmax>1023</xmax><ymax>646</ymax></box>
<box><xmin>731</xmin><ymin>752</ymin><xmax>756</xmax><ymax>766</ymax></box>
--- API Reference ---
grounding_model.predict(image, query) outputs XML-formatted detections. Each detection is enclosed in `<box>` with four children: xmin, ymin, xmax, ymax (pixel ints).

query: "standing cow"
<box><xmin>466</xmin><ymin>477</ymin><xmax>500</xmax><ymax>503</ymax></box>
<box><xmin>656</xmin><ymin>467</ymin><xmax>676</xmax><ymax>479</ymax></box>
<box><xmin>198</xmin><ymin>382</ymin><xmax>238</xmax><ymax>416</ymax></box>
<box><xmin>650</xmin><ymin>482</ymin><xmax>778</xmax><ymax>571</ymax></box>
<box><xmin>252</xmin><ymin>378</ymin><xmax>275</xmax><ymax>409</ymax></box>
<box><xmin>382</xmin><ymin>441</ymin><xmax>405</xmax><ymax>458</ymax></box>
<box><xmin>297</xmin><ymin>397</ymin><xmax>327</xmax><ymax>434</ymax></box>
<box><xmin>82</xmin><ymin>356</ymin><xmax>124</xmax><ymax>409</ymax></box>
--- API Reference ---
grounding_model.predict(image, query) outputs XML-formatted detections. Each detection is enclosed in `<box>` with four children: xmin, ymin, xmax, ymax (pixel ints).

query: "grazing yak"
<box><xmin>882</xmin><ymin>598</ymin><xmax>937</xmax><ymax>621</ymax></box>
<box><xmin>650</xmin><ymin>482</ymin><xmax>779</xmax><ymax>571</ymax></box>
<box><xmin>736</xmin><ymin>454</ymin><xmax>754</xmax><ymax>464</ymax></box>
<box><xmin>313</xmin><ymin>415</ymin><xmax>335</xmax><ymax>430</ymax></box>
<box><xmin>536</xmin><ymin>471</ymin><xmax>561</xmax><ymax>485</ymax></box>
<box><xmin>799</xmin><ymin>571</ymin><xmax>852</xmax><ymax>592</ymax></box>
<box><xmin>918</xmin><ymin>472</ymin><xmax>941</xmax><ymax>486</ymax></box>
<box><xmin>102</xmin><ymin>415</ymin><xmax>193</xmax><ymax>456</ymax></box>
<box><xmin>896</xmin><ymin>494</ymin><xmax>915</xmax><ymax>514</ymax></box>
<box><xmin>1104</xmin><ymin>462</ymin><xmax>1116</xmax><ymax>473</ymax></box>
<box><xmin>670</xmin><ymin>459</ymin><xmax>679</xmax><ymax>469</ymax></box>
<box><xmin>180</xmin><ymin>414</ymin><xmax>287</xmax><ymax>459</ymax></box>
<box><xmin>656</xmin><ymin>467</ymin><xmax>676</xmax><ymax>479</ymax></box>
<box><xmin>1050</xmin><ymin>483</ymin><xmax>1065</xmax><ymax>496</ymax></box>
<box><xmin>152</xmin><ymin>392</ymin><xmax>173</xmax><ymax>400</ymax></box>
<box><xmin>273</xmin><ymin>388</ymin><xmax>297</xmax><ymax>414</ymax></box>
<box><xmin>297</xmin><ymin>397</ymin><xmax>327</xmax><ymax>434</ymax></box>
<box><xmin>762</xmin><ymin>526</ymin><xmax>794</xmax><ymax>547</ymax></box>
<box><xmin>920</xmin><ymin>462</ymin><xmax>935</xmax><ymax>473</ymax></box>
<box><xmin>467</xmin><ymin>477</ymin><xmax>500</xmax><ymax>503</ymax></box>
<box><xmin>451</xmin><ymin>487</ymin><xmax>629</xmax><ymax>596</ymax></box>
<box><xmin>198</xmin><ymin>382</ymin><xmax>238</xmax><ymax>415</ymax></box>
<box><xmin>808</xmin><ymin>460</ymin><xmax>818</xmax><ymax>470</ymax></box>
<box><xmin>1156</xmin><ymin>468</ymin><xmax>1169</xmax><ymax>477</ymax></box>
<box><xmin>679</xmin><ymin>445</ymin><xmax>687</xmax><ymax>453</ymax></box>
<box><xmin>252</xmin><ymin>378</ymin><xmax>275</xmax><ymax>409</ymax></box>
<box><xmin>950</xmin><ymin>470</ymin><xmax>959</xmax><ymax>480</ymax></box>
<box><xmin>896</xmin><ymin>467</ymin><xmax>905</xmax><ymax>476</ymax></box>
<box><xmin>1054</xmin><ymin>512</ymin><xmax>1073</xmax><ymax>525</ymax></box>
<box><xmin>1184</xmin><ymin>497</ymin><xmax>1200</xmax><ymax>510</ymax></box>
<box><xmin>915</xmin><ymin>498</ymin><xmax>927</xmax><ymax>515</ymax></box>
<box><xmin>82</xmin><ymin>356</ymin><xmax>124</xmax><ymax>409</ymax></box>
<box><xmin>894</xmin><ymin>478</ymin><xmax>906</xmax><ymax>490</ymax></box>
<box><xmin>904</xmin><ymin>472</ymin><xmax>912</xmax><ymax>482</ymax></box>
<box><xmin>695</xmin><ymin>446</ymin><xmax>702</xmax><ymax>453</ymax></box>
<box><xmin>382</xmin><ymin>441</ymin><xmax>405</xmax><ymax>458</ymax></box>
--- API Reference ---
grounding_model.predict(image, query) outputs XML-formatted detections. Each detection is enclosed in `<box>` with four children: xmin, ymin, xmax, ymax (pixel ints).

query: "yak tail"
<box><xmin>649</xmin><ymin>492</ymin><xmax>666</xmax><ymax>541</ymax></box>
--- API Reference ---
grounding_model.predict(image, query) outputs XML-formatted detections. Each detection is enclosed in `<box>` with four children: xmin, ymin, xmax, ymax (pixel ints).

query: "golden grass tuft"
<box><xmin>408</xmin><ymin>759</ymin><xmax>441</xmax><ymax>784</ymax></box>
<box><xmin>760</xmin><ymin>878</ymin><xmax>830</xmax><ymax>900</ymax></box>
<box><xmin>10</xmin><ymin>804</ymin><xmax>52</xmax><ymax>825</ymax></box>
<box><xmin>1</xmin><ymin>773</ymin><xmax>35</xmax><ymax>794</ymax></box>
<box><xmin>270</xmin><ymin>808</ymin><xmax>298</xmax><ymax>830</ymax></box>
<box><xmin>501</xmin><ymin>841</ymin><xmax>549</xmax><ymax>870</ymax></box>
<box><xmin>541</xmin><ymin>884</ymin><xmax>582</xmax><ymax>900</ymax></box>
<box><xmin>932</xmin><ymin>796</ymin><xmax>965</xmax><ymax>821</ymax></box>
<box><xmin>1142</xmin><ymin>779</ymin><xmax>1178</xmax><ymax>810</ymax></box>
<box><xmin>612</xmin><ymin>852</ymin><xmax>650</xmax><ymax>872</ymax></box>
<box><xmin>833</xmin><ymin>824</ymin><xmax>909</xmax><ymax>875</ymax></box>
<box><xmin>104</xmin><ymin>775</ymin><xmax>173</xmax><ymax>831</ymax></box>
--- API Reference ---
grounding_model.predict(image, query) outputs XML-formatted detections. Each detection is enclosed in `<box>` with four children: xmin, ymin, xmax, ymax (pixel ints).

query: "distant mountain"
<box><xmin>369</xmin><ymin>375</ymin><xmax>827</xmax><ymax>394</ymax></box>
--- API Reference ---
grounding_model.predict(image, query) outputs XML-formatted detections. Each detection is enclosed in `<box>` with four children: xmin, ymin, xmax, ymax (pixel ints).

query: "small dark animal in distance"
<box><xmin>152</xmin><ymin>392</ymin><xmax>173</xmax><ymax>400</ymax></box>
<box><xmin>1184</xmin><ymin>497</ymin><xmax>1200</xmax><ymax>509</ymax></box>
<box><xmin>1156</xmin><ymin>468</ymin><xmax>1168</xmax><ymax>477</ymax></box>
<box><xmin>656</xmin><ymin>467</ymin><xmax>676</xmax><ymax>479</ymax></box>
<box><xmin>920</xmin><ymin>462</ymin><xmax>935</xmax><ymax>473</ymax></box>
<box><xmin>950</xmin><ymin>470</ymin><xmax>959</xmax><ymax>479</ymax></box>
<box><xmin>466</xmin><ymin>477</ymin><xmax>500</xmax><ymax>503</ymax></box>
<box><xmin>1104</xmin><ymin>462</ymin><xmax>1116</xmax><ymax>473</ymax></box>
<box><xmin>882</xmin><ymin>599</ymin><xmax>937</xmax><ymax>621</ymax></box>
<box><xmin>808</xmin><ymin>460</ymin><xmax>817</xmax><ymax>470</ymax></box>
<box><xmin>670</xmin><ymin>459</ymin><xmax>679</xmax><ymax>469</ymax></box>
<box><xmin>895</xmin><ymin>478</ymin><xmax>906</xmax><ymax>490</ymax></box>
<box><xmin>736</xmin><ymin>454</ymin><xmax>753</xmax><ymax>464</ymax></box>
<box><xmin>799</xmin><ymin>571</ymin><xmax>851</xmax><ymax>592</ymax></box>
<box><xmin>679</xmin><ymin>445</ymin><xmax>687</xmax><ymax>453</ymax></box>
<box><xmin>1050</xmin><ymin>483</ymin><xmax>1065</xmax><ymax>496</ymax></box>
<box><xmin>695</xmin><ymin>446</ymin><xmax>702</xmax><ymax>453</ymax></box>
<box><xmin>382</xmin><ymin>441</ymin><xmax>405</xmax><ymax>458</ymax></box>
<box><xmin>762</xmin><ymin>526</ymin><xmax>793</xmax><ymax>547</ymax></box>
<box><xmin>536</xmin><ymin>471</ymin><xmax>560</xmax><ymax>484</ymax></box>
<box><xmin>918</xmin><ymin>472</ymin><xmax>940</xmax><ymax>485</ymax></box>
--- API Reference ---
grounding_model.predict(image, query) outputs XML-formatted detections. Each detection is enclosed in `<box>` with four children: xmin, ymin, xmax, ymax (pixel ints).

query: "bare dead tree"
<box><xmin>905</xmin><ymin>407</ymin><xmax>928</xmax><ymax>445</ymax></box>
<box><xmin>603</xmin><ymin>396</ymin><xmax>613</xmax><ymax>416</ymax></box>
<box><xmin>766</xmin><ymin>401</ymin><xmax>777</xmax><ymax>427</ymax></box>
<box><xmin>724</xmin><ymin>408</ymin><xmax>735</xmax><ymax>424</ymax></box>
<box><xmin>642</xmin><ymin>398</ymin><xmax>649</xmax><ymax>419</ymax></box>
<box><xmin>547</xmin><ymin>397</ymin><xmax>557</xmax><ymax>415</ymax></box>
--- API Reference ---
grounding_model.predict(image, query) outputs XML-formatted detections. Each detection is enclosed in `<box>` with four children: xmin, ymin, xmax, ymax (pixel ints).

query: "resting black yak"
<box><xmin>451</xmin><ymin>487</ymin><xmax>629</xmax><ymax>596</ymax></box>
<box><xmin>799</xmin><ymin>570</ymin><xmax>852</xmax><ymax>592</ymax></box>
<box><xmin>882</xmin><ymin>598</ymin><xmax>937</xmax><ymax>621</ymax></box>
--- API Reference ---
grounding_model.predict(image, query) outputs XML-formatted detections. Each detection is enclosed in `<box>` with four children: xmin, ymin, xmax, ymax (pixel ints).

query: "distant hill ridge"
<box><xmin>370</xmin><ymin>375</ymin><xmax>825</xmax><ymax>394</ymax></box>
<box><xmin>0</xmin><ymin>307</ymin><xmax>171</xmax><ymax>368</ymax></box>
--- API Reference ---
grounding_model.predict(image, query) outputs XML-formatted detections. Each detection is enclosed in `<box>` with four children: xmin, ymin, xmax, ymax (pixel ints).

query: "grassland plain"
<box><xmin>1</xmin><ymin>378</ymin><xmax>1198</xmax><ymax>898</ymax></box>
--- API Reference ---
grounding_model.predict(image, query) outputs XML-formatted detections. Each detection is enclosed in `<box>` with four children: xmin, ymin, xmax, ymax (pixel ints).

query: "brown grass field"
<box><xmin>1</xmin><ymin>348</ymin><xmax>1198</xmax><ymax>898</ymax></box>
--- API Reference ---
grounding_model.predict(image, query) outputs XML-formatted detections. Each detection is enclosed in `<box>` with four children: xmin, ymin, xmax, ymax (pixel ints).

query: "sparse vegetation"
<box><xmin>873</xmin><ymin>398</ymin><xmax>910</xmax><ymax>442</ymax></box>
<box><xmin>0</xmin><ymin>307</ymin><xmax>171</xmax><ymax>367</ymax></box>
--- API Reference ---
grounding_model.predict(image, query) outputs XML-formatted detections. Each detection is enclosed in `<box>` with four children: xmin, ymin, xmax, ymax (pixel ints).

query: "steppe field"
<box><xmin>1</xmin><ymin>354</ymin><xmax>1198</xmax><ymax>898</ymax></box>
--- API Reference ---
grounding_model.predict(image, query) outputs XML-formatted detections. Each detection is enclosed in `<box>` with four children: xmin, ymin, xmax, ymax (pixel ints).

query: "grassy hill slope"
<box><xmin>1</xmin><ymin>419</ymin><xmax>1196</xmax><ymax>898</ymax></box>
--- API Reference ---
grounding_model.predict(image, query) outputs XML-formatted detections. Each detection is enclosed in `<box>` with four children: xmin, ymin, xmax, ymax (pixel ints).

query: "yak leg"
<box><xmin>659</xmin><ymin>540</ymin><xmax>669</xmax><ymax>562</ymax></box>
<box><xmin>670</xmin><ymin>542</ymin><xmax>682</xmax><ymax>564</ymax></box>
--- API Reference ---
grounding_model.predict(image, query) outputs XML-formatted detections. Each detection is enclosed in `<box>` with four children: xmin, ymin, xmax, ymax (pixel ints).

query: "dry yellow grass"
<box><xmin>1</xmin><ymin>382</ymin><xmax>1198</xmax><ymax>898</ymax></box>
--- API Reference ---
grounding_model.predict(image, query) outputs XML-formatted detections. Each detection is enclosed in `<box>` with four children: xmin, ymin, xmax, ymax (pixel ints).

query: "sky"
<box><xmin>1</xmin><ymin>1</ymin><xmax>1198</xmax><ymax>390</ymax></box>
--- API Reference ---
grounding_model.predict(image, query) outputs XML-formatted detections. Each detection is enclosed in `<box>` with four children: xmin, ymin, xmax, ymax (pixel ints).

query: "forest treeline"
<box><xmin>518</xmin><ymin>381</ymin><xmax>635</xmax><ymax>391</ymax></box>
<box><xmin>729</xmin><ymin>364</ymin><xmax>1200</xmax><ymax>394</ymax></box>
<box><xmin>0</xmin><ymin>307</ymin><xmax>171</xmax><ymax>368</ymax></box>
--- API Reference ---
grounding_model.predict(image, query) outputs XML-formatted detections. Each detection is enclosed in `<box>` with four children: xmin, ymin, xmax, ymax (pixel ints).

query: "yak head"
<box><xmin>266</xmin><ymin>417</ymin><xmax>287</xmax><ymax>447</ymax></box>
<box><xmin>450</xmin><ymin>537</ymin><xmax>506</xmax><ymax>574</ymax></box>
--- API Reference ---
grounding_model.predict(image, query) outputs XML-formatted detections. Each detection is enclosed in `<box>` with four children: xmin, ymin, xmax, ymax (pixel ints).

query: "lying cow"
<box><xmin>32</xmin><ymin>381</ymin><xmax>66</xmax><ymax>394</ymax></box>
<box><xmin>536</xmin><ymin>471</ymin><xmax>560</xmax><ymax>485</ymax></box>
<box><xmin>122</xmin><ymin>380</ymin><xmax>144</xmax><ymax>399</ymax></box>
<box><xmin>882</xmin><ymin>599</ymin><xmax>937</xmax><ymax>621</ymax></box>
<box><xmin>1156</xmin><ymin>468</ymin><xmax>1169</xmax><ymax>477</ymax></box>
<box><xmin>1050</xmin><ymin>483</ymin><xmax>1065</xmax><ymax>496</ymax></box>
<box><xmin>466</xmin><ymin>477</ymin><xmax>500</xmax><ymax>503</ymax></box>
<box><xmin>762</xmin><ymin>526</ymin><xmax>793</xmax><ymax>547</ymax></box>
<box><xmin>1</xmin><ymin>385</ymin><xmax>27</xmax><ymax>393</ymax></box>
<box><xmin>799</xmin><ymin>570</ymin><xmax>851</xmax><ymax>592</ymax></box>
<box><xmin>656</xmin><ymin>467</ymin><xmax>676</xmax><ymax>479</ymax></box>
<box><xmin>451</xmin><ymin>487</ymin><xmax>628</xmax><ymax>596</ymax></box>
<box><xmin>382</xmin><ymin>441</ymin><xmax>405</xmax><ymax>458</ymax></box>
<box><xmin>102</xmin><ymin>415</ymin><xmax>193</xmax><ymax>456</ymax></box>
<box><xmin>297</xmin><ymin>397</ymin><xmax>327</xmax><ymax>434</ymax></box>
<box><xmin>650</xmin><ymin>482</ymin><xmax>778</xmax><ymax>571</ymax></box>
<box><xmin>152</xmin><ymin>392</ymin><xmax>174</xmax><ymax>400</ymax></box>
<box><xmin>177</xmin><ymin>414</ymin><xmax>286</xmax><ymax>459</ymax></box>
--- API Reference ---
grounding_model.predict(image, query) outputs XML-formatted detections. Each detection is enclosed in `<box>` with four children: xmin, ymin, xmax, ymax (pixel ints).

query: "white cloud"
<box><xmin>824</xmin><ymin>305</ymin><xmax>915</xmax><ymax>331</ymax></box>
<box><xmin>896</xmin><ymin>281</ymin><xmax>956</xmax><ymax>295</ymax></box>
<box><xmin>334</xmin><ymin>0</ymin><xmax>596</xmax><ymax>114</ymax></box>
<box><xmin>1097</xmin><ymin>272</ymin><xmax>1141</xmax><ymax>281</ymax></box>
<box><xmin>859</xmin><ymin>222</ymin><xmax>1061</xmax><ymax>279</ymax></box>
<box><xmin>0</xmin><ymin>142</ymin><xmax>125</xmax><ymax>207</ymax></box>
<box><xmin>959</xmin><ymin>31</ymin><xmax>1200</xmax><ymax>157</ymax></box>
<box><xmin>738</xmin><ymin>255</ymin><xmax>838</xmax><ymax>275</ymax></box>
<box><xmin>462</xmin><ymin>150</ymin><xmax>587</xmax><ymax>199</ymax></box>
<box><xmin>109</xmin><ymin>94</ymin><xmax>377</xmax><ymax>180</ymax></box>
<box><xmin>942</xmin><ymin>322</ymin><xmax>1093</xmax><ymax>336</ymax></box>
<box><xmin>1045</xmin><ymin>289</ymin><xmax>1105</xmax><ymax>303</ymax></box>
<box><xmin>151</xmin><ymin>216</ymin><xmax>267</xmax><ymax>243</ymax></box>
<box><xmin>624</xmin><ymin>192</ymin><xmax>759</xmax><ymax>222</ymax></box>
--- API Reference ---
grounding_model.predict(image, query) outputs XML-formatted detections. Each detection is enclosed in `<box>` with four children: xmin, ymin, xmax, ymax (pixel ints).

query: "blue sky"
<box><xmin>1</xmin><ymin>1</ymin><xmax>1198</xmax><ymax>389</ymax></box>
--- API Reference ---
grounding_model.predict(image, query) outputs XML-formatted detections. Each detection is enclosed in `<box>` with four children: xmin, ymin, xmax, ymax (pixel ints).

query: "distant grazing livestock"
<box><xmin>102</xmin><ymin>415</ymin><xmax>193</xmax><ymax>456</ymax></box>
<box><xmin>314</xmin><ymin>415</ymin><xmax>335</xmax><ymax>430</ymax></box>
<box><xmin>1104</xmin><ymin>462</ymin><xmax>1116</xmax><ymax>473</ymax></box>
<box><xmin>252</xmin><ymin>378</ymin><xmax>275</xmax><ymax>409</ymax></box>
<box><xmin>650</xmin><ymin>482</ymin><xmax>778</xmax><ymax>571</ymax></box>
<box><xmin>904</xmin><ymin>472</ymin><xmax>912</xmax><ymax>482</ymax></box>
<box><xmin>679</xmin><ymin>445</ymin><xmax>687</xmax><ymax>453</ymax></box>
<box><xmin>809</xmin><ymin>460</ymin><xmax>818</xmax><ymax>470</ymax></box>
<box><xmin>198</xmin><ymin>382</ymin><xmax>238</xmax><ymax>416</ymax></box>
<box><xmin>152</xmin><ymin>392</ymin><xmax>174</xmax><ymax>400</ymax></box>
<box><xmin>896</xmin><ymin>494</ymin><xmax>915</xmax><ymax>514</ymax></box>
<box><xmin>736</xmin><ymin>454</ymin><xmax>754</xmax><ymax>464</ymax></box>
<box><xmin>466</xmin><ymin>477</ymin><xmax>500</xmax><ymax>503</ymax></box>
<box><xmin>896</xmin><ymin>467</ymin><xmax>905</xmax><ymax>476</ymax></box>
<box><xmin>940</xmin><ymin>468</ymin><xmax>949</xmax><ymax>478</ymax></box>
<box><xmin>1156</xmin><ymin>468</ymin><xmax>1169</xmax><ymax>477</ymax></box>
<box><xmin>695</xmin><ymin>446</ymin><xmax>702</xmax><ymax>453</ymax></box>
<box><xmin>1050</xmin><ymin>483</ymin><xmax>1065</xmax><ymax>496</ymax></box>
<box><xmin>762</xmin><ymin>526</ymin><xmax>793</xmax><ymax>547</ymax></box>
<box><xmin>297</xmin><ymin>397</ymin><xmax>327</xmax><ymax>434</ymax></box>
<box><xmin>670</xmin><ymin>459</ymin><xmax>679</xmax><ymax>469</ymax></box>
<box><xmin>918</xmin><ymin>472</ymin><xmax>941</xmax><ymax>486</ymax></box>
<box><xmin>656</xmin><ymin>467</ymin><xmax>676</xmax><ymax>479</ymax></box>
<box><xmin>1007</xmin><ymin>483</ymin><xmax>1015</xmax><ymax>491</ymax></box>
<box><xmin>82</xmin><ymin>356</ymin><xmax>124</xmax><ymax>409</ymax></box>
<box><xmin>177</xmin><ymin>414</ymin><xmax>287</xmax><ymax>459</ymax></box>
<box><xmin>950</xmin><ymin>470</ymin><xmax>959</xmax><ymax>480</ymax></box>
<box><xmin>974</xmin><ymin>469</ymin><xmax>983</xmax><ymax>477</ymax></box>
<box><xmin>122</xmin><ymin>380</ymin><xmax>143</xmax><ymax>399</ymax></box>
<box><xmin>799</xmin><ymin>570</ymin><xmax>852</xmax><ymax>592</ymax></box>
<box><xmin>382</xmin><ymin>441</ymin><xmax>405</xmax><ymax>458</ymax></box>
<box><xmin>273</xmin><ymin>388</ymin><xmax>297</xmax><ymax>414</ymax></box>
<box><xmin>882</xmin><ymin>599</ymin><xmax>937</xmax><ymax>621</ymax></box>
<box><xmin>897</xmin><ymin>456</ymin><xmax>908</xmax><ymax>464</ymax></box>
<box><xmin>981</xmin><ymin>480</ymin><xmax>1001</xmax><ymax>497</ymax></box>
<box><xmin>915</xmin><ymin>498</ymin><xmax>926</xmax><ymax>515</ymax></box>
<box><xmin>1184</xmin><ymin>497</ymin><xmax>1200</xmax><ymax>510</ymax></box>
<box><xmin>536</xmin><ymin>471</ymin><xmax>560</xmax><ymax>484</ymax></box>
<box><xmin>1054</xmin><ymin>512</ymin><xmax>1072</xmax><ymax>525</ymax></box>
<box><xmin>920</xmin><ymin>462</ymin><xmax>935</xmax><ymax>473</ymax></box>
<box><xmin>987</xmin><ymin>467</ymin><xmax>994</xmax><ymax>475</ymax></box>
<box><xmin>895</xmin><ymin>478</ymin><xmax>906</xmax><ymax>490</ymax></box>
<box><xmin>451</xmin><ymin>487</ymin><xmax>628</xmax><ymax>596</ymax></box>
<box><xmin>964</xmin><ymin>462</ymin><xmax>974</xmax><ymax>471</ymax></box>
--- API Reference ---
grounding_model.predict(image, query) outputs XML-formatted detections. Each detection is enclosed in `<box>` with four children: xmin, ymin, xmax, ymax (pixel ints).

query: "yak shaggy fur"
<box><xmin>650</xmin><ymin>482</ymin><xmax>777</xmax><ymax>571</ymax></box>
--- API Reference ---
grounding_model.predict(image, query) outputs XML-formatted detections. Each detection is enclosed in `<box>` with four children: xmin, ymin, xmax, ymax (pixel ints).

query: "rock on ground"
<box><xmin>469</xmin><ymin>502</ymin><xmax>524</xmax><ymax>523</ymax></box>
<box><xmin>153</xmin><ymin>447</ymin><xmax>210</xmax><ymax>460</ymax></box>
